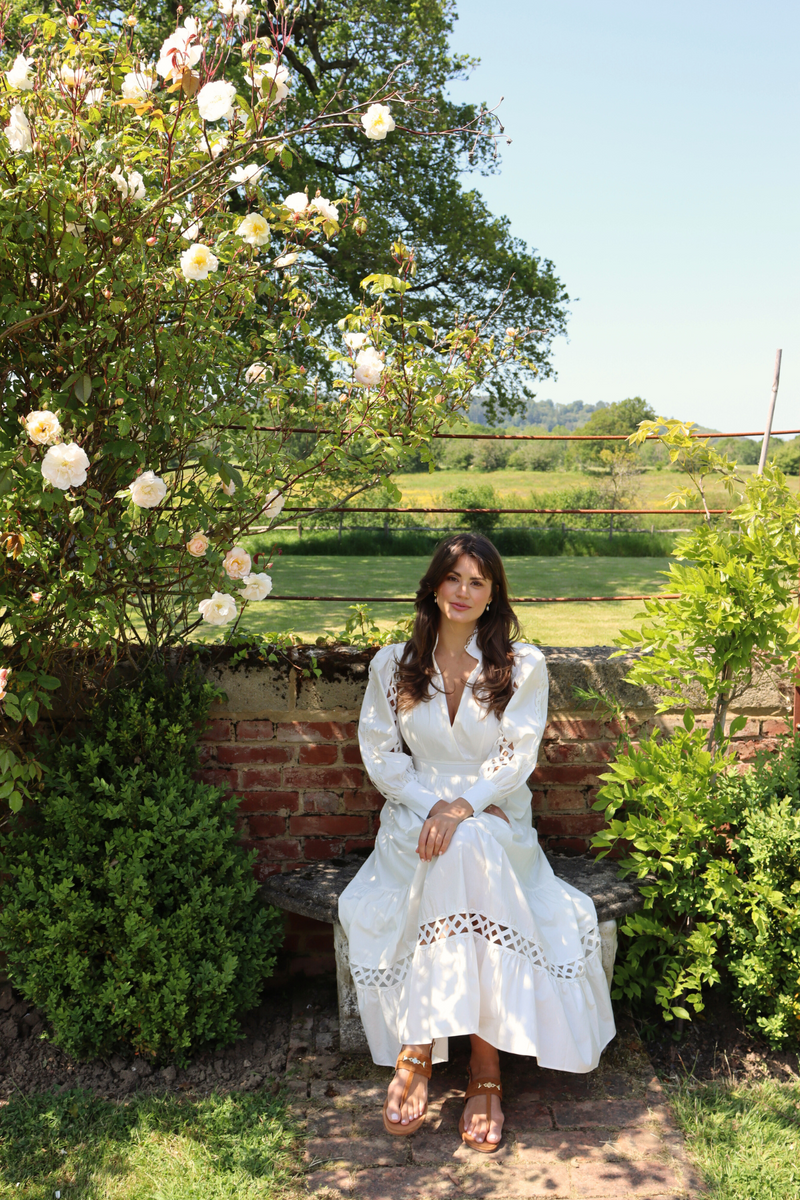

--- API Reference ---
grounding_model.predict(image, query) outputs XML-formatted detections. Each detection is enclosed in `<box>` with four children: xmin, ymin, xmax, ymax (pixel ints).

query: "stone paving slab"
<box><xmin>289</xmin><ymin>980</ymin><xmax>705</xmax><ymax>1198</ymax></box>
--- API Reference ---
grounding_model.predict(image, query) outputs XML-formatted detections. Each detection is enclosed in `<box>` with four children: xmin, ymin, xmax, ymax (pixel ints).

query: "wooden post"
<box><xmin>757</xmin><ymin>349</ymin><xmax>783</xmax><ymax>475</ymax></box>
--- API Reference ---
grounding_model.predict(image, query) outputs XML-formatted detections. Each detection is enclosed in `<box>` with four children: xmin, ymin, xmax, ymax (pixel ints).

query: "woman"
<box><xmin>338</xmin><ymin>534</ymin><xmax>615</xmax><ymax>1152</ymax></box>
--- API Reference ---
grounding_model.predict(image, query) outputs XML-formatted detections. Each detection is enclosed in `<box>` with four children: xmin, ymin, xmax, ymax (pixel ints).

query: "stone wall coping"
<box><xmin>205</xmin><ymin>644</ymin><xmax>791</xmax><ymax>719</ymax></box>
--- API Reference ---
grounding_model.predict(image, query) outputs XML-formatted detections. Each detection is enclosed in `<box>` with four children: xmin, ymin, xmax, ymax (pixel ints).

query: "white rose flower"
<box><xmin>283</xmin><ymin>191</ymin><xmax>309</xmax><ymax>214</ymax></box>
<box><xmin>240</xmin><ymin>572</ymin><xmax>272</xmax><ymax>601</ymax></box>
<box><xmin>236</xmin><ymin>212</ymin><xmax>270</xmax><ymax>246</ymax></box>
<box><xmin>274</xmin><ymin>252</ymin><xmax>298</xmax><ymax>268</ymax></box>
<box><xmin>156</xmin><ymin>17</ymin><xmax>202</xmax><ymax>82</ymax></box>
<box><xmin>84</xmin><ymin>87</ymin><xmax>104</xmax><ymax>107</ymax></box>
<box><xmin>343</xmin><ymin>332</ymin><xmax>368</xmax><ymax>351</ymax></box>
<box><xmin>60</xmin><ymin>64</ymin><xmax>92</xmax><ymax>89</ymax></box>
<box><xmin>0</xmin><ymin>668</ymin><xmax>10</xmax><ymax>702</ymax></box>
<box><xmin>121</xmin><ymin>69</ymin><xmax>156</xmax><ymax>102</ymax></box>
<box><xmin>354</xmin><ymin>346</ymin><xmax>384</xmax><ymax>388</ymax></box>
<box><xmin>229</xmin><ymin>163</ymin><xmax>262</xmax><ymax>186</ymax></box>
<box><xmin>310</xmin><ymin>196</ymin><xmax>338</xmax><ymax>223</ymax></box>
<box><xmin>6</xmin><ymin>54</ymin><xmax>34</xmax><ymax>91</ymax></box>
<box><xmin>245</xmin><ymin>361</ymin><xmax>267</xmax><ymax>383</ymax></box>
<box><xmin>5</xmin><ymin>105</ymin><xmax>32</xmax><ymax>153</ymax></box>
<box><xmin>220</xmin><ymin>0</ymin><xmax>252</xmax><ymax>18</ymax></box>
<box><xmin>180</xmin><ymin>242</ymin><xmax>219</xmax><ymax>281</ymax></box>
<box><xmin>223</xmin><ymin>545</ymin><xmax>252</xmax><ymax>579</ymax></box>
<box><xmin>25</xmin><ymin>410</ymin><xmax>62</xmax><ymax>445</ymax></box>
<box><xmin>110</xmin><ymin>165</ymin><xmax>146</xmax><ymax>201</ymax></box>
<box><xmin>196</xmin><ymin>79</ymin><xmax>237</xmax><ymax>122</ymax></box>
<box><xmin>41</xmin><ymin>442</ymin><xmax>89</xmax><ymax>489</ymax></box>
<box><xmin>129</xmin><ymin>470</ymin><xmax>167</xmax><ymax>508</ymax></box>
<box><xmin>221</xmin><ymin>478</ymin><xmax>236</xmax><ymax>496</ymax></box>
<box><xmin>198</xmin><ymin>133</ymin><xmax>228</xmax><ymax>158</ymax></box>
<box><xmin>186</xmin><ymin>531</ymin><xmax>210</xmax><ymax>557</ymax></box>
<box><xmin>361</xmin><ymin>102</ymin><xmax>395</xmax><ymax>141</ymax></box>
<box><xmin>198</xmin><ymin>591</ymin><xmax>238</xmax><ymax>626</ymax></box>
<box><xmin>262</xmin><ymin>488</ymin><xmax>285</xmax><ymax>519</ymax></box>
<box><xmin>261</xmin><ymin>61</ymin><xmax>290</xmax><ymax>104</ymax></box>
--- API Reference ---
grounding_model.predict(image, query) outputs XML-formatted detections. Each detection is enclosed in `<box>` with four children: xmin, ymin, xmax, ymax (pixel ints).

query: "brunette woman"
<box><xmin>338</xmin><ymin>534</ymin><xmax>614</xmax><ymax>1152</ymax></box>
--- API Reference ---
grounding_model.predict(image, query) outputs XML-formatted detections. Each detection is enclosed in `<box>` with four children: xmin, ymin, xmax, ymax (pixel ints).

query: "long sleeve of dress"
<box><xmin>460</xmin><ymin>646</ymin><xmax>549</xmax><ymax>816</ymax></box>
<box><xmin>358</xmin><ymin>645</ymin><xmax>442</xmax><ymax>822</ymax></box>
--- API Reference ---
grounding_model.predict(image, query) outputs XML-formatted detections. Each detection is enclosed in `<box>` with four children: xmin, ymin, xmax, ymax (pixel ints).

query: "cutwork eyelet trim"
<box><xmin>350</xmin><ymin>918</ymin><xmax>602</xmax><ymax>990</ymax></box>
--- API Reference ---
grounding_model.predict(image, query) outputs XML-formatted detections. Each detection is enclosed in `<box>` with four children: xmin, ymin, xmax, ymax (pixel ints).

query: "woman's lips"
<box><xmin>451</xmin><ymin>602</ymin><xmax>469</xmax><ymax>611</ymax></box>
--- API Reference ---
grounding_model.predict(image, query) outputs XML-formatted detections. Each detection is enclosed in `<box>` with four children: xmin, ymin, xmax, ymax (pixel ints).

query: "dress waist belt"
<box><xmin>414</xmin><ymin>759</ymin><xmax>482</xmax><ymax>777</ymax></box>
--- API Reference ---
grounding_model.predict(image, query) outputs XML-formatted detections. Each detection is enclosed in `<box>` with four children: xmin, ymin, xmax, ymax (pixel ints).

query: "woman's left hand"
<box><xmin>417</xmin><ymin>798</ymin><xmax>473</xmax><ymax>861</ymax></box>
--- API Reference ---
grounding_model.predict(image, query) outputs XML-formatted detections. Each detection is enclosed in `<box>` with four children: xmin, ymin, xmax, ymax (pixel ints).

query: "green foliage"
<box><xmin>721</xmin><ymin>737</ymin><xmax>800</xmax><ymax>1047</ymax></box>
<box><xmin>592</xmin><ymin>421</ymin><xmax>800</xmax><ymax>1035</ymax></box>
<box><xmin>567</xmin><ymin>397</ymin><xmax>656</xmax><ymax>467</ymax></box>
<box><xmin>0</xmin><ymin>1087</ymin><xmax>302</xmax><ymax>1199</ymax></box>
<box><xmin>0</xmin><ymin>667</ymin><xmax>281</xmax><ymax>1063</ymax></box>
<box><xmin>770</xmin><ymin>435</ymin><xmax>800</xmax><ymax>476</ymax></box>
<box><xmin>592</xmin><ymin>719</ymin><xmax>738</xmax><ymax>1022</ymax></box>
<box><xmin>439</xmin><ymin>483</ymin><xmax>501</xmax><ymax>535</ymax></box>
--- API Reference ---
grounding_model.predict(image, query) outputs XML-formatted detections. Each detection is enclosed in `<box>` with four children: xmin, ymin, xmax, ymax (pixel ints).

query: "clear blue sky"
<box><xmin>447</xmin><ymin>0</ymin><xmax>799</xmax><ymax>437</ymax></box>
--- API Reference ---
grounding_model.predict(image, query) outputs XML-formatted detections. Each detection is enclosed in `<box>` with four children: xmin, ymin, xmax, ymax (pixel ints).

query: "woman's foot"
<box><xmin>385</xmin><ymin>1044</ymin><xmax>432</xmax><ymax>1127</ymax></box>
<box><xmin>462</xmin><ymin>1049</ymin><xmax>504</xmax><ymax>1146</ymax></box>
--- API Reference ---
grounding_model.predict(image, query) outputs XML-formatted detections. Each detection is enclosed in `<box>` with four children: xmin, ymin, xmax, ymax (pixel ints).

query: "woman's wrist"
<box><xmin>450</xmin><ymin>797</ymin><xmax>473</xmax><ymax>819</ymax></box>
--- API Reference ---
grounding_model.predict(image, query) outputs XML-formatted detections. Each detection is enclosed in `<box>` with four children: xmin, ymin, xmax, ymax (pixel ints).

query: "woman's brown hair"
<box><xmin>395</xmin><ymin>533</ymin><xmax>521</xmax><ymax>720</ymax></box>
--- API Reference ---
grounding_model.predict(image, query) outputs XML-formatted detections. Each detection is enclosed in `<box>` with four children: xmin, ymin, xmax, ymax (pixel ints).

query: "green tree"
<box><xmin>2</xmin><ymin>0</ymin><xmax>570</xmax><ymax>421</ymax></box>
<box><xmin>567</xmin><ymin>396</ymin><xmax>655</xmax><ymax>469</ymax></box>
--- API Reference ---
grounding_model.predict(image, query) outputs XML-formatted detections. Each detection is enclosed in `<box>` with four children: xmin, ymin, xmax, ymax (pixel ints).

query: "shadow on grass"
<box><xmin>0</xmin><ymin>1087</ymin><xmax>302</xmax><ymax>1199</ymax></box>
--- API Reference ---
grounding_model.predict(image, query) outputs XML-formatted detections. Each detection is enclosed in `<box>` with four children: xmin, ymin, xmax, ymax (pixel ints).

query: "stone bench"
<box><xmin>261</xmin><ymin>851</ymin><xmax>645</xmax><ymax>1054</ymax></box>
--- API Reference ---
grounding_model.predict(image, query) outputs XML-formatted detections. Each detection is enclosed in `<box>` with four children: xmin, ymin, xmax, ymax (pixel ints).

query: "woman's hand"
<box><xmin>417</xmin><ymin>797</ymin><xmax>473</xmax><ymax>861</ymax></box>
<box><xmin>485</xmin><ymin>804</ymin><xmax>510</xmax><ymax>824</ymax></box>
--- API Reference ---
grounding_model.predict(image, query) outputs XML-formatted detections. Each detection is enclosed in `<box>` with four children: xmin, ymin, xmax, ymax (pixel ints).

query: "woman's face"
<box><xmin>435</xmin><ymin>554</ymin><xmax>493</xmax><ymax>625</ymax></box>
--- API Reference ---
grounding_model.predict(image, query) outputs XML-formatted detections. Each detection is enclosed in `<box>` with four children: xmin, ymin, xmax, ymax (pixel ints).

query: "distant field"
<box><xmin>391</xmin><ymin>467</ymin><xmax>763</xmax><ymax>515</ymax></box>
<box><xmin>211</xmin><ymin>556</ymin><xmax>671</xmax><ymax>646</ymax></box>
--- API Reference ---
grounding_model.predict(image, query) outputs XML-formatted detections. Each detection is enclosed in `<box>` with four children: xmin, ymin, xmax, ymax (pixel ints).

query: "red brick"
<box><xmin>762</xmin><ymin>718</ymin><xmax>791</xmax><ymax>736</ymax></box>
<box><xmin>543</xmin><ymin>741</ymin><xmax>614</xmax><ymax>765</ymax></box>
<box><xmin>537</xmin><ymin>814</ymin><xmax>606</xmax><ymax>837</ymax></box>
<box><xmin>304</xmin><ymin>839</ymin><xmax>345</xmax><ymax>860</ymax></box>
<box><xmin>543</xmin><ymin>718</ymin><xmax>606</xmax><ymax>741</ymax></box>
<box><xmin>235</xmin><ymin>720</ymin><xmax>274</xmax><ymax>740</ymax></box>
<box><xmin>735</xmin><ymin>738</ymin><xmax>779</xmax><ymax>762</ymax></box>
<box><xmin>290</xmin><ymin>814</ymin><xmax>369</xmax><ymax>836</ymax></box>
<box><xmin>198</xmin><ymin>744</ymin><xmax>217</xmax><ymax>764</ymax></box>
<box><xmin>277</xmin><ymin>721</ymin><xmax>357</xmax><ymax>743</ymax></box>
<box><xmin>237</xmin><ymin>790</ymin><xmax>300</xmax><ymax>813</ymax></box>
<box><xmin>544</xmin><ymin>837</ymin><xmax>591</xmax><ymax>855</ymax></box>
<box><xmin>345</xmin><ymin>838</ymin><xmax>374</xmax><ymax>855</ymax></box>
<box><xmin>546</xmin><ymin>788</ymin><xmax>591</xmax><ymax>812</ymax></box>
<box><xmin>202</xmin><ymin>719</ymin><xmax>232</xmax><ymax>742</ymax></box>
<box><xmin>531</xmin><ymin>765</ymin><xmax>602</xmax><ymax>786</ymax></box>
<box><xmin>530</xmin><ymin>790</ymin><xmax>548</xmax><ymax>813</ymax></box>
<box><xmin>303</xmin><ymin>790</ymin><xmax>342</xmax><ymax>814</ymax></box>
<box><xmin>728</xmin><ymin>717</ymin><xmax>761</xmax><ymax>738</ymax></box>
<box><xmin>345</xmin><ymin>789</ymin><xmax>384</xmax><ymax>812</ymax></box>
<box><xmin>284</xmin><ymin>766</ymin><xmax>364</xmax><ymax>789</ymax></box>
<box><xmin>248</xmin><ymin>814</ymin><xmax>287</xmax><ymax>837</ymax></box>
<box><xmin>194</xmin><ymin>768</ymin><xmax>235</xmax><ymax>791</ymax></box>
<box><xmin>253</xmin><ymin>861</ymin><xmax>282</xmax><ymax>880</ymax></box>
<box><xmin>287</xmin><ymin>911</ymin><xmax>332</xmax><ymax>932</ymax></box>
<box><xmin>299</xmin><ymin>744</ymin><xmax>340</xmax><ymax>766</ymax></box>
<box><xmin>342</xmin><ymin>744</ymin><xmax>364</xmax><ymax>764</ymax></box>
<box><xmin>217</xmin><ymin>745</ymin><xmax>293</xmax><ymax>765</ymax></box>
<box><xmin>255</xmin><ymin>836</ymin><xmax>300</xmax><ymax>860</ymax></box>
<box><xmin>240</xmin><ymin>767</ymin><xmax>283</xmax><ymax>788</ymax></box>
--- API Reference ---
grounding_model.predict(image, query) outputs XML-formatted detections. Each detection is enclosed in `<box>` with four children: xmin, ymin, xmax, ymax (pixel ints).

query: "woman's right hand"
<box><xmin>417</xmin><ymin>798</ymin><xmax>473</xmax><ymax>861</ymax></box>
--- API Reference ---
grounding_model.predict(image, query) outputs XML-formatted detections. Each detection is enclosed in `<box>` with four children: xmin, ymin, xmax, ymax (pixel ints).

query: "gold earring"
<box><xmin>433</xmin><ymin>593</ymin><xmax>438</xmax><ymax>605</ymax></box>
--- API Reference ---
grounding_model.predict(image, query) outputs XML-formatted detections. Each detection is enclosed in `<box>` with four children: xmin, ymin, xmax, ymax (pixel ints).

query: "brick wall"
<box><xmin>197</xmin><ymin>646</ymin><xmax>793</xmax><ymax>972</ymax></box>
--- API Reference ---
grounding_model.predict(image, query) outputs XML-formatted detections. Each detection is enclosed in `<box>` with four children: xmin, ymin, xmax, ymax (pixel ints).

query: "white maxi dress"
<box><xmin>338</xmin><ymin>634</ymin><xmax>616</xmax><ymax>1072</ymax></box>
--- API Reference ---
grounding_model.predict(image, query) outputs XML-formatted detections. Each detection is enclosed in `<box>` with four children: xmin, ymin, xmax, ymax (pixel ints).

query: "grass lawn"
<box><xmin>218</xmin><ymin>555</ymin><xmax>671</xmax><ymax>646</ymax></box>
<box><xmin>0</xmin><ymin>1089</ymin><xmax>301</xmax><ymax>1200</ymax></box>
<box><xmin>670</xmin><ymin>1079</ymin><xmax>800</xmax><ymax>1199</ymax></box>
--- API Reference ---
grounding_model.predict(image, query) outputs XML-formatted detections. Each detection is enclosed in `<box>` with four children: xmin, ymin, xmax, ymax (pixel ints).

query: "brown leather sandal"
<box><xmin>458</xmin><ymin>1070</ymin><xmax>503</xmax><ymax>1153</ymax></box>
<box><xmin>382</xmin><ymin>1045</ymin><xmax>433</xmax><ymax>1136</ymax></box>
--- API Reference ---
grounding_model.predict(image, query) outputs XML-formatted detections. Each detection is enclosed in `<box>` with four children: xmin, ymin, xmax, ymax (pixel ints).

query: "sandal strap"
<box><xmin>394</xmin><ymin>1048</ymin><xmax>433</xmax><ymax>1081</ymax></box>
<box><xmin>464</xmin><ymin>1076</ymin><xmax>503</xmax><ymax>1102</ymax></box>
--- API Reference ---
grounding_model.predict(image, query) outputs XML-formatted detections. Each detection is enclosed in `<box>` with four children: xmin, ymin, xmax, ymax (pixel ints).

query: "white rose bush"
<box><xmin>0</xmin><ymin>4</ymin><xmax>516</xmax><ymax>812</ymax></box>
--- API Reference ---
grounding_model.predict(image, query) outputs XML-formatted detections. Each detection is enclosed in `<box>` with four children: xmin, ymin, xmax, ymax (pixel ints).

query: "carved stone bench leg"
<box><xmin>333</xmin><ymin>919</ymin><xmax>370</xmax><ymax>1055</ymax></box>
<box><xmin>598</xmin><ymin>919</ymin><xmax>618</xmax><ymax>990</ymax></box>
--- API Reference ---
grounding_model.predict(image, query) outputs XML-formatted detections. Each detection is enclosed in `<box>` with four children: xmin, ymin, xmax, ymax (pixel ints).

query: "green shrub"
<box><xmin>0</xmin><ymin>666</ymin><xmax>282</xmax><ymax>1064</ymax></box>
<box><xmin>722</xmin><ymin>736</ymin><xmax>800</xmax><ymax>1047</ymax></box>
<box><xmin>439</xmin><ymin>483</ymin><xmax>501</xmax><ymax>535</ymax></box>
